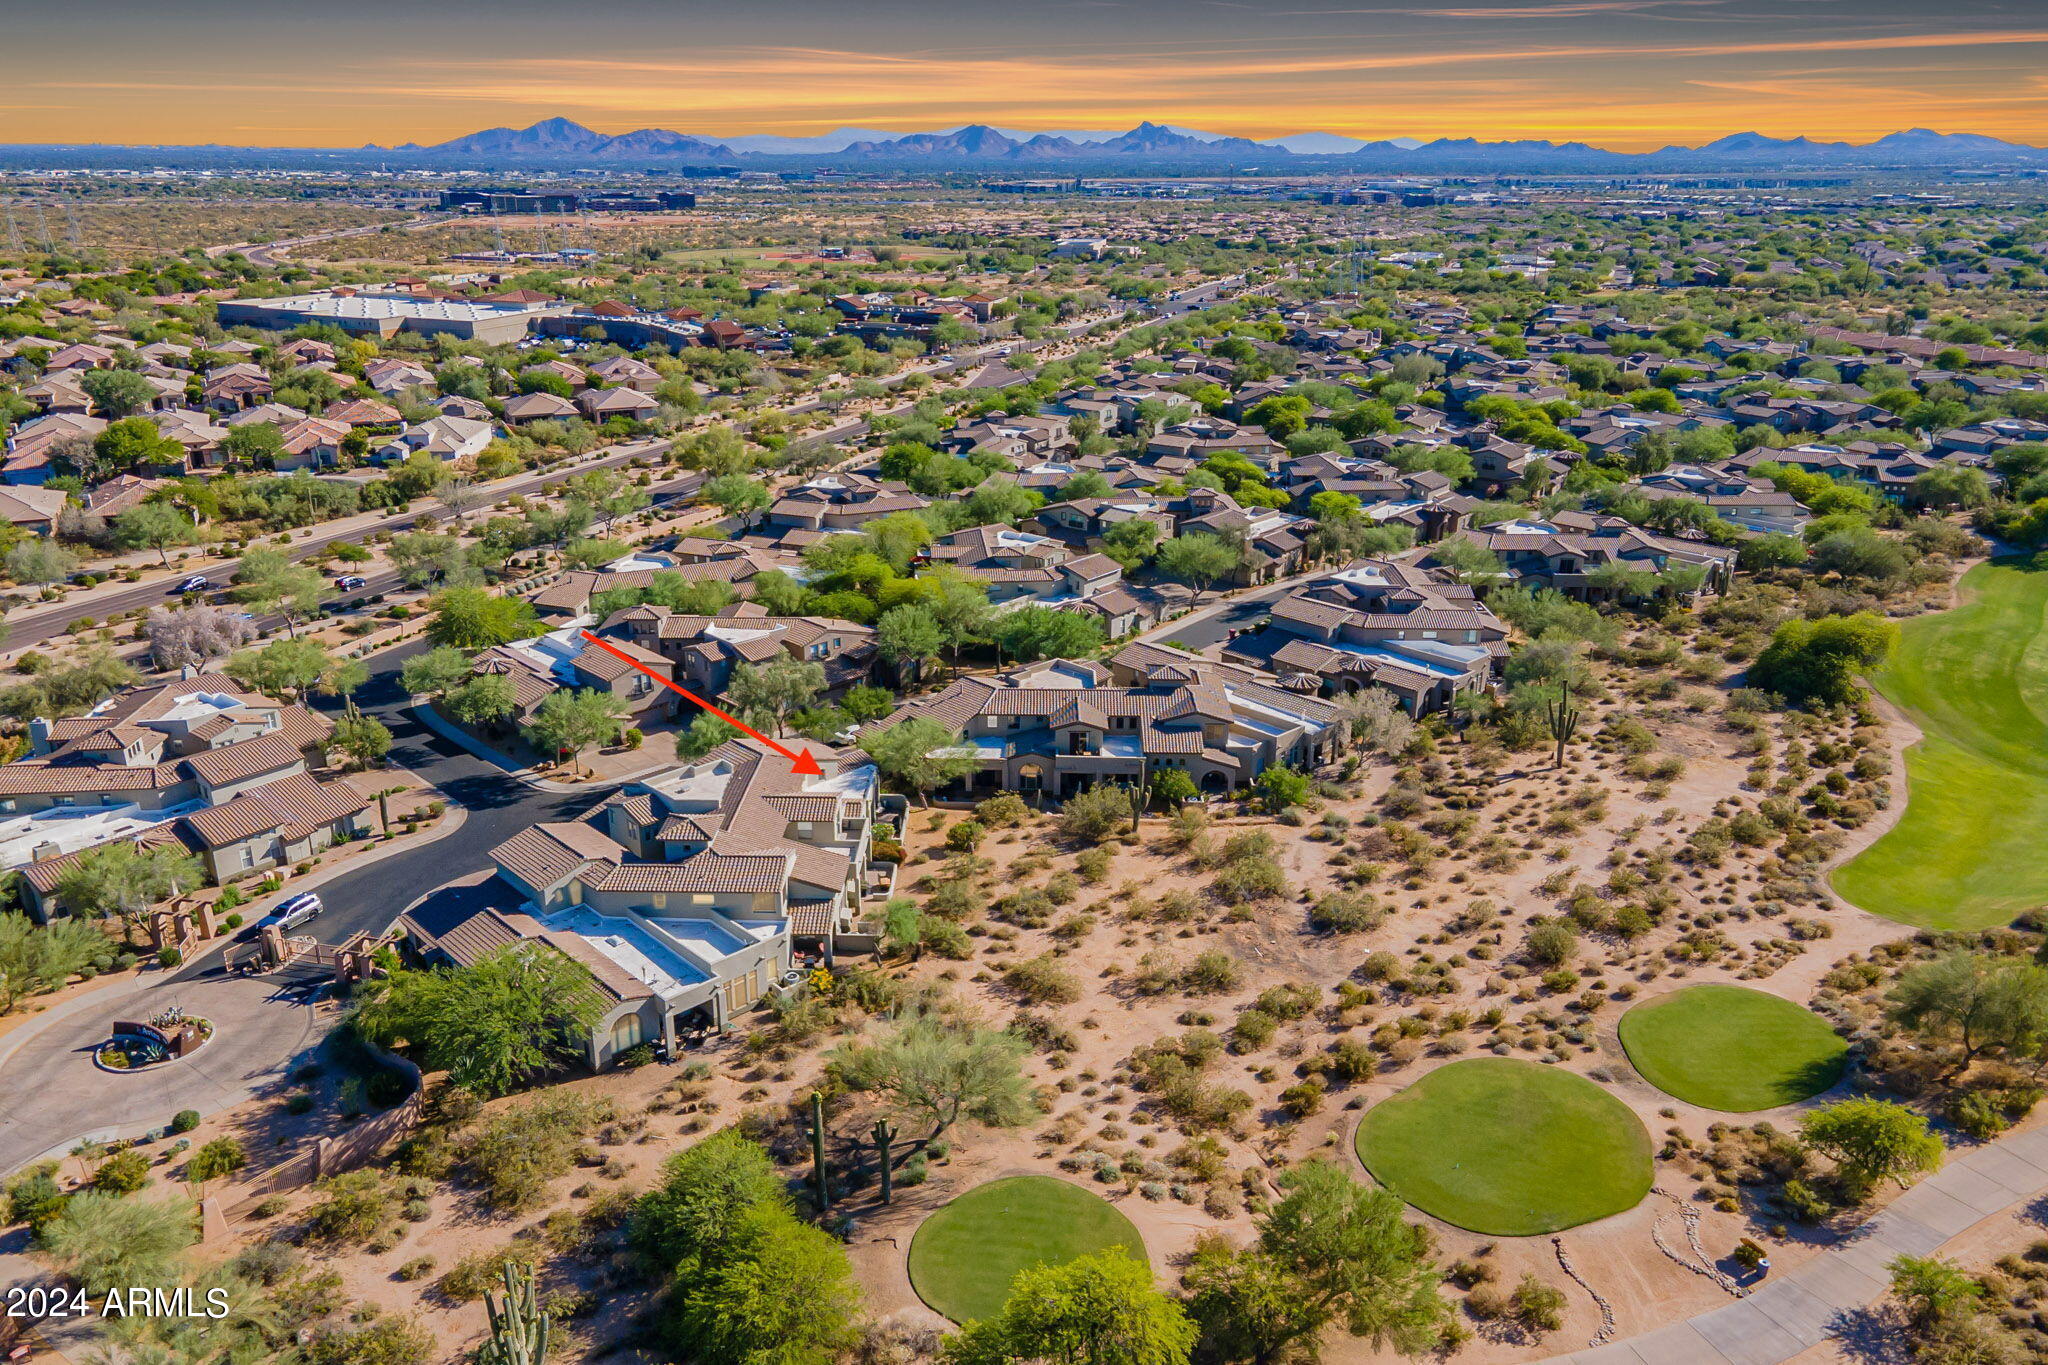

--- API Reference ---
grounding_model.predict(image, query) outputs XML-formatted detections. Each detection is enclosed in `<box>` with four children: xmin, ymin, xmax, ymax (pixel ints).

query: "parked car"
<box><xmin>261</xmin><ymin>892</ymin><xmax>322</xmax><ymax>932</ymax></box>
<box><xmin>173</xmin><ymin>575</ymin><xmax>212</xmax><ymax>594</ymax></box>
<box><xmin>335</xmin><ymin>575</ymin><xmax>367</xmax><ymax>591</ymax></box>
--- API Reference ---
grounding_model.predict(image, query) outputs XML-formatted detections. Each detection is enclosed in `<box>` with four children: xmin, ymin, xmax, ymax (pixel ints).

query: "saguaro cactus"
<box><xmin>872</xmin><ymin>1117</ymin><xmax>899</xmax><ymax>1205</ymax></box>
<box><xmin>1544</xmin><ymin>684</ymin><xmax>1581</xmax><ymax>769</ymax></box>
<box><xmin>809</xmin><ymin>1089</ymin><xmax>831</xmax><ymax>1214</ymax></box>
<box><xmin>479</xmin><ymin>1260</ymin><xmax>549</xmax><ymax>1365</ymax></box>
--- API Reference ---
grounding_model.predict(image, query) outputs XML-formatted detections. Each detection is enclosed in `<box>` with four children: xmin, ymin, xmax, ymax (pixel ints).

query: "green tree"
<box><xmin>1156</xmin><ymin>533</ymin><xmax>1241</xmax><ymax>607</ymax></box>
<box><xmin>1800</xmin><ymin>1096</ymin><xmax>1943</xmax><ymax>1198</ymax></box>
<box><xmin>6</xmin><ymin>538</ymin><xmax>79</xmax><ymax>587</ymax></box>
<box><xmin>52</xmin><ymin>842</ymin><xmax>204</xmax><ymax>944</ymax></box>
<box><xmin>401</xmin><ymin>644</ymin><xmax>475</xmax><ymax>699</ymax></box>
<box><xmin>727</xmin><ymin>656</ymin><xmax>827</xmax><ymax>736</ymax></box>
<box><xmin>1184</xmin><ymin>1158</ymin><xmax>1449</xmax><ymax>1362</ymax></box>
<box><xmin>353</xmin><ymin>945</ymin><xmax>605</xmax><ymax>1097</ymax></box>
<box><xmin>676</xmin><ymin>709</ymin><xmax>751</xmax><ymax>761</ymax></box>
<box><xmin>428</xmin><ymin>587</ymin><xmax>545</xmax><ymax>649</ymax></box>
<box><xmin>94</xmin><ymin>417</ymin><xmax>184</xmax><ymax>474</ymax></box>
<box><xmin>223</xmin><ymin>637</ymin><xmax>335</xmax><ymax>703</ymax></box>
<box><xmin>1427</xmin><ymin>534</ymin><xmax>1505</xmax><ymax>586</ymax></box>
<box><xmin>222</xmin><ymin>421</ymin><xmax>285</xmax><ymax>469</ymax></box>
<box><xmin>877</xmin><ymin>604</ymin><xmax>944</xmax><ymax>686</ymax></box>
<box><xmin>829</xmin><ymin>1011</ymin><xmax>1035</xmax><ymax>1138</ymax></box>
<box><xmin>0</xmin><ymin>913</ymin><xmax>106</xmax><ymax>1015</ymax></box>
<box><xmin>230</xmin><ymin>547</ymin><xmax>325</xmax><ymax>638</ymax></box>
<box><xmin>947</xmin><ymin>1248</ymin><xmax>1195</xmax><ymax>1365</ymax></box>
<box><xmin>1749</xmin><ymin>612</ymin><xmax>1897</xmax><ymax>708</ymax></box>
<box><xmin>669</xmin><ymin>1211</ymin><xmax>863</xmax><ymax>1365</ymax></box>
<box><xmin>631</xmin><ymin>1130</ymin><xmax>791</xmax><ymax>1275</ymax></box>
<box><xmin>703</xmin><ymin>473</ymin><xmax>772</xmax><ymax>532</ymax></box>
<box><xmin>332</xmin><ymin>713</ymin><xmax>393</xmax><ymax>770</ymax></box>
<box><xmin>38</xmin><ymin>1192</ymin><xmax>196</xmax><ymax>1295</ymax></box>
<box><xmin>113</xmin><ymin>501</ymin><xmax>200</xmax><ymax>566</ymax></box>
<box><xmin>79</xmin><ymin>368</ymin><xmax>158</xmax><ymax>419</ymax></box>
<box><xmin>1888</xmin><ymin>953</ymin><xmax>2048</xmax><ymax>1077</ymax></box>
<box><xmin>861</xmin><ymin>717</ymin><xmax>978</xmax><ymax>803</ymax></box>
<box><xmin>1100</xmin><ymin>519</ymin><xmax>1161</xmax><ymax>572</ymax></box>
<box><xmin>992</xmin><ymin>604</ymin><xmax>1105</xmax><ymax>663</ymax></box>
<box><xmin>446</xmin><ymin>672</ymin><xmax>518</xmax><ymax>729</ymax></box>
<box><xmin>524</xmin><ymin>688</ymin><xmax>628</xmax><ymax>771</ymax></box>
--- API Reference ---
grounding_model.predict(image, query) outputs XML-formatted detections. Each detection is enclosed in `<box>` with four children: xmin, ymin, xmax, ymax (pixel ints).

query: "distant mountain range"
<box><xmin>5</xmin><ymin>118</ymin><xmax>2044</xmax><ymax>174</ymax></box>
<box><xmin>377</xmin><ymin>120</ymin><xmax>2048</xmax><ymax>171</ymax></box>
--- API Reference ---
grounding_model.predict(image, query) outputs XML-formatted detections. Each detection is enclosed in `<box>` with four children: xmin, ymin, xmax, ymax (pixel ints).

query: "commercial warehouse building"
<box><xmin>216</xmin><ymin>291</ymin><xmax>566</xmax><ymax>343</ymax></box>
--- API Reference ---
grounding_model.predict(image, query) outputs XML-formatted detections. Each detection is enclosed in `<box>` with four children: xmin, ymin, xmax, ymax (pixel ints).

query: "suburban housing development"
<box><xmin>4</xmin><ymin>25</ymin><xmax>2048</xmax><ymax>1364</ymax></box>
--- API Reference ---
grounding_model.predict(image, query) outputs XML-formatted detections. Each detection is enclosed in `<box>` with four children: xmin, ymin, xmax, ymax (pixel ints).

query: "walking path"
<box><xmin>1546</xmin><ymin>1123</ymin><xmax>2048</xmax><ymax>1364</ymax></box>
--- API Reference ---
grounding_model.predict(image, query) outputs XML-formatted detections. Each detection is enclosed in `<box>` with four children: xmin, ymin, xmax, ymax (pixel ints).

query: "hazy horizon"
<box><xmin>8</xmin><ymin>0</ymin><xmax>2048</xmax><ymax>151</ymax></box>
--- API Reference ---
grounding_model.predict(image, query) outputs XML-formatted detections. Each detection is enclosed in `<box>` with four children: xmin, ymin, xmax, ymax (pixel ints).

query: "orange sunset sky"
<box><xmin>6</xmin><ymin>0</ymin><xmax>2047</xmax><ymax>150</ymax></box>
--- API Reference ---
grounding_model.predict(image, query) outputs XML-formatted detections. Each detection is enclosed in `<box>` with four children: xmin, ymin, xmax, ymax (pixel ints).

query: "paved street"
<box><xmin>0</xmin><ymin>969</ymin><xmax>335</xmax><ymax>1174</ymax></box>
<box><xmin>1549</xmin><ymin>1126</ymin><xmax>2048</xmax><ymax>1364</ymax></box>
<box><xmin>0</xmin><ymin>438</ymin><xmax>680</xmax><ymax>652</ymax></box>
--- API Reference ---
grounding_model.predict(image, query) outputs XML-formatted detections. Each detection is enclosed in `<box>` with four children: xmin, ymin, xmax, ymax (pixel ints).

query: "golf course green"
<box><xmin>1619</xmin><ymin>984</ymin><xmax>1848</xmax><ymax>1111</ymax></box>
<box><xmin>1833</xmin><ymin>558</ymin><xmax>2048</xmax><ymax>929</ymax></box>
<box><xmin>1354</xmin><ymin>1058</ymin><xmax>1652</xmax><ymax>1235</ymax></box>
<box><xmin>906</xmin><ymin>1175</ymin><xmax>1148</xmax><ymax>1325</ymax></box>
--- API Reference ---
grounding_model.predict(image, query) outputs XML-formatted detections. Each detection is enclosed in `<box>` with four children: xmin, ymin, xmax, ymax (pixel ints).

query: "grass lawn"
<box><xmin>1619</xmin><ymin>984</ymin><xmax>1847</xmax><ymax>1111</ymax></box>
<box><xmin>1355</xmin><ymin>1058</ymin><xmax>1652</xmax><ymax>1236</ymax></box>
<box><xmin>906</xmin><ymin>1175</ymin><xmax>1147</xmax><ymax>1325</ymax></box>
<box><xmin>1833</xmin><ymin>558</ymin><xmax>2048</xmax><ymax>929</ymax></box>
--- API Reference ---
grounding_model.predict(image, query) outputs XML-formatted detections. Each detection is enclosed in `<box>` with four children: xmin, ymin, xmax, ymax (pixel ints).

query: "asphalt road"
<box><xmin>2</xmin><ymin>439</ymin><xmax>683</xmax><ymax>651</ymax></box>
<box><xmin>171</xmin><ymin>637</ymin><xmax>606</xmax><ymax>985</ymax></box>
<box><xmin>1151</xmin><ymin>578</ymin><xmax>1303</xmax><ymax>651</ymax></box>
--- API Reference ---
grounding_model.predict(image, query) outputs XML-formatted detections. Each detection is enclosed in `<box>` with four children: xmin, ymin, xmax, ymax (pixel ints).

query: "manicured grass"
<box><xmin>1833</xmin><ymin>558</ymin><xmax>2048</xmax><ymax>929</ymax></box>
<box><xmin>1355</xmin><ymin>1058</ymin><xmax>1652</xmax><ymax>1236</ymax></box>
<box><xmin>1619</xmin><ymin>985</ymin><xmax>1847</xmax><ymax>1111</ymax></box>
<box><xmin>907</xmin><ymin>1175</ymin><xmax>1147</xmax><ymax>1325</ymax></box>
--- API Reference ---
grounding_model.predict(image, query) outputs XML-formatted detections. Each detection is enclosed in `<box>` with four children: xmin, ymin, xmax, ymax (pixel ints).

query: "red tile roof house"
<box><xmin>576</xmin><ymin>387</ymin><xmax>660</xmax><ymax>421</ymax></box>
<box><xmin>5</xmin><ymin>676</ymin><xmax>370</xmax><ymax>921</ymax></box>
<box><xmin>396</xmin><ymin>742</ymin><xmax>885</xmax><ymax>1066</ymax></box>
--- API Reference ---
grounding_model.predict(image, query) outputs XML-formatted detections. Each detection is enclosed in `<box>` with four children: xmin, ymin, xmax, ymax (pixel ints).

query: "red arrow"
<box><xmin>579</xmin><ymin>631</ymin><xmax>824</xmax><ymax>776</ymax></box>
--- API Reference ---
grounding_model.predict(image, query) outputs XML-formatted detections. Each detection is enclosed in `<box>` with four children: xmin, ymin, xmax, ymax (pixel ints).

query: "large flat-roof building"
<box><xmin>216</xmin><ymin>291</ymin><xmax>565</xmax><ymax>343</ymax></box>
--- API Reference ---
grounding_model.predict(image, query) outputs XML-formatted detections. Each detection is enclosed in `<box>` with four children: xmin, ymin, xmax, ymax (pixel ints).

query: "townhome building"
<box><xmin>873</xmin><ymin>654</ymin><xmax>1345</xmax><ymax>800</ymax></box>
<box><xmin>1440</xmin><ymin>513</ymin><xmax>1737</xmax><ymax>600</ymax></box>
<box><xmin>1221</xmin><ymin>559</ymin><xmax>1506</xmax><ymax>714</ymax></box>
<box><xmin>5</xmin><ymin>676</ymin><xmax>369</xmax><ymax>920</ymax></box>
<box><xmin>399</xmin><ymin>742</ymin><xmax>883</xmax><ymax>1066</ymax></box>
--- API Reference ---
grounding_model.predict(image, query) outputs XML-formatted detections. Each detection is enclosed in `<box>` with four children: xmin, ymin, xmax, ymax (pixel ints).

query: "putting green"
<box><xmin>907</xmin><ymin>1175</ymin><xmax>1147</xmax><ymax>1325</ymax></box>
<box><xmin>1619</xmin><ymin>984</ymin><xmax>1847</xmax><ymax>1111</ymax></box>
<box><xmin>1833</xmin><ymin>558</ymin><xmax>2048</xmax><ymax>929</ymax></box>
<box><xmin>1356</xmin><ymin>1058</ymin><xmax>1652</xmax><ymax>1236</ymax></box>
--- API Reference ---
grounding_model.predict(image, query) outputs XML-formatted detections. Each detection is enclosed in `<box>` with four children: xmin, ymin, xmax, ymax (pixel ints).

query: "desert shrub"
<box><xmin>1231</xmin><ymin>1009</ymin><xmax>1279</xmax><ymax>1052</ymax></box>
<box><xmin>1279</xmin><ymin>1078</ymin><xmax>1326</xmax><ymax>1117</ymax></box>
<box><xmin>89</xmin><ymin>1149</ymin><xmax>151</xmax><ymax>1196</ymax></box>
<box><xmin>462</xmin><ymin>1093</ymin><xmax>606</xmax><ymax>1211</ymax></box>
<box><xmin>306</xmin><ymin>1316</ymin><xmax>434</xmax><ymax>1365</ymax></box>
<box><xmin>1059</xmin><ymin>786</ymin><xmax>1133</xmax><ymax>844</ymax></box>
<box><xmin>185</xmin><ymin>1138</ymin><xmax>246</xmax><ymax>1183</ymax></box>
<box><xmin>1004</xmin><ymin>955</ymin><xmax>1082</xmax><ymax>1005</ymax></box>
<box><xmin>1180</xmin><ymin>950</ymin><xmax>1241</xmax><ymax>995</ymax></box>
<box><xmin>1212</xmin><ymin>855</ymin><xmax>1286</xmax><ymax>906</ymax></box>
<box><xmin>1310</xmin><ymin>890</ymin><xmax>1383</xmax><ymax>934</ymax></box>
<box><xmin>922</xmin><ymin>919</ymin><xmax>973</xmax><ymax>959</ymax></box>
<box><xmin>1523</xmin><ymin>918</ymin><xmax>1579</xmax><ymax>966</ymax></box>
<box><xmin>975</xmin><ymin>793</ymin><xmax>1031</xmax><ymax>827</ymax></box>
<box><xmin>1511</xmin><ymin>1275</ymin><xmax>1567</xmax><ymax>1333</ymax></box>
<box><xmin>438</xmin><ymin>1248</ymin><xmax>528</xmax><ymax>1303</ymax></box>
<box><xmin>946</xmin><ymin>820</ymin><xmax>985</xmax><ymax>853</ymax></box>
<box><xmin>169</xmin><ymin>1110</ymin><xmax>201</xmax><ymax>1134</ymax></box>
<box><xmin>307</xmin><ymin>1169</ymin><xmax>395</xmax><ymax>1243</ymax></box>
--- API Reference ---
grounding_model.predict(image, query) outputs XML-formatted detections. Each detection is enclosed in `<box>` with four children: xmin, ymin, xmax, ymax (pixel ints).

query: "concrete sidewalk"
<box><xmin>1548</xmin><ymin>1125</ymin><xmax>2048</xmax><ymax>1364</ymax></box>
